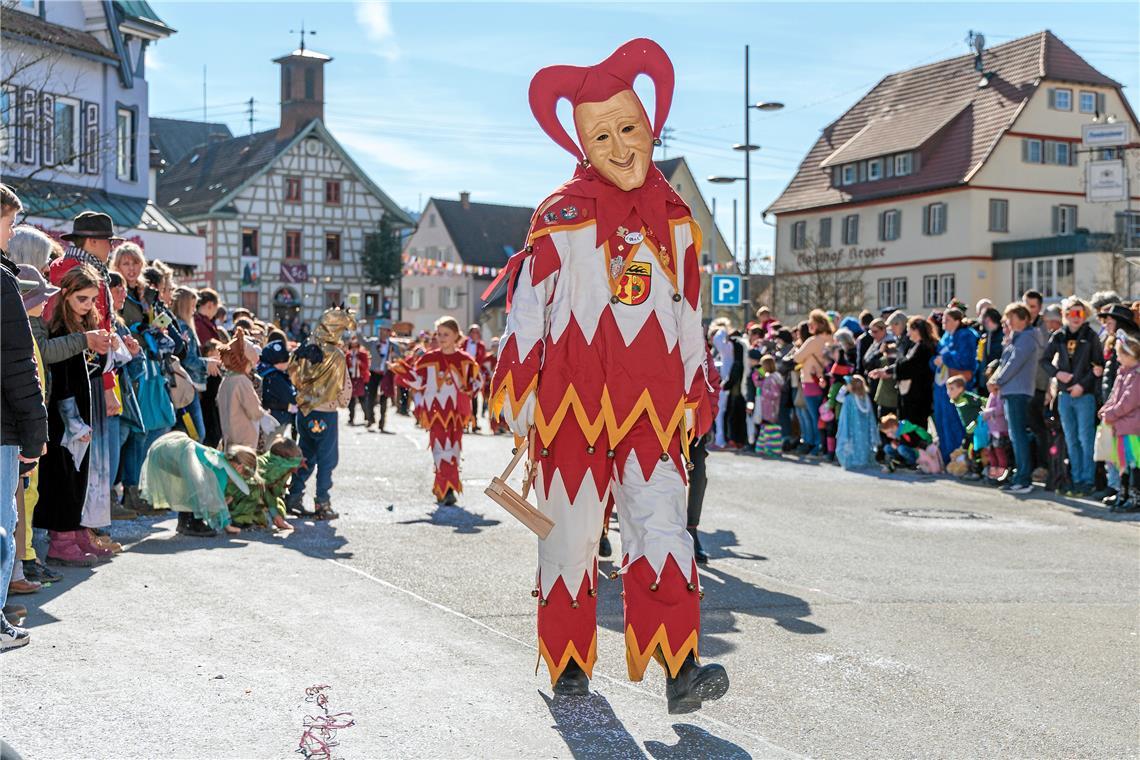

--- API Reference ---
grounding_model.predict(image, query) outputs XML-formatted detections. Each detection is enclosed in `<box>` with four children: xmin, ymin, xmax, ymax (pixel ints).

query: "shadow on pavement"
<box><xmin>594</xmin><ymin>531</ymin><xmax>824</xmax><ymax>658</ymax></box>
<box><xmin>542</xmin><ymin>690</ymin><xmax>646</xmax><ymax>759</ymax></box>
<box><xmin>398</xmin><ymin>503</ymin><xmax>501</xmax><ymax>534</ymax></box>
<box><xmin>645</xmin><ymin>723</ymin><xmax>753</xmax><ymax>759</ymax></box>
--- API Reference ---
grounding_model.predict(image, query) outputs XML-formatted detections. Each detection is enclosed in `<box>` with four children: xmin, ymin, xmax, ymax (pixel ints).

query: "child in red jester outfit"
<box><xmin>399</xmin><ymin>317</ymin><xmax>481</xmax><ymax>505</ymax></box>
<box><xmin>487</xmin><ymin>38</ymin><xmax>727</xmax><ymax>714</ymax></box>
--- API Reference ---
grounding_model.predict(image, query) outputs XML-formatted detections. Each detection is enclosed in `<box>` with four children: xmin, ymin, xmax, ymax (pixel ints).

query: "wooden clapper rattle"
<box><xmin>484</xmin><ymin>432</ymin><xmax>555</xmax><ymax>539</ymax></box>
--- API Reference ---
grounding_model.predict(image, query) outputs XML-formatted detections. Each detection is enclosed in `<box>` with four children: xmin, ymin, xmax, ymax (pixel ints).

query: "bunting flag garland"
<box><xmin>401</xmin><ymin>252</ymin><xmax>738</xmax><ymax>278</ymax></box>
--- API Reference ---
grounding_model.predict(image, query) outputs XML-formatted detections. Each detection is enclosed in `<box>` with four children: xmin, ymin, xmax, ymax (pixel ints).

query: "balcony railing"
<box><xmin>992</xmin><ymin>232</ymin><xmax>1117</xmax><ymax>260</ymax></box>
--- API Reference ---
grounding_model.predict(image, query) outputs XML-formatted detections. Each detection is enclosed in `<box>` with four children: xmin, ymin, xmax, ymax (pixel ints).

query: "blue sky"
<box><xmin>146</xmin><ymin>2</ymin><xmax>1139</xmax><ymax>269</ymax></box>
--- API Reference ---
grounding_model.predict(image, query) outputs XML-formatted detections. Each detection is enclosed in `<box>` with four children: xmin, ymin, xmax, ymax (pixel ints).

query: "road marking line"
<box><xmin>328</xmin><ymin>559</ymin><xmax>799</xmax><ymax>757</ymax></box>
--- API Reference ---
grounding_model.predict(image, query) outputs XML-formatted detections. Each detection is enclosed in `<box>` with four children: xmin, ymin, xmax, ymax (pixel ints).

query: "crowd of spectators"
<box><xmin>706</xmin><ymin>290</ymin><xmax>1140</xmax><ymax>507</ymax></box>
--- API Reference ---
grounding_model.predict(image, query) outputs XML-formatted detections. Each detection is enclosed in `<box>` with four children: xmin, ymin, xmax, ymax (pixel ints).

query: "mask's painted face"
<box><xmin>574</xmin><ymin>90</ymin><xmax>653</xmax><ymax>191</ymax></box>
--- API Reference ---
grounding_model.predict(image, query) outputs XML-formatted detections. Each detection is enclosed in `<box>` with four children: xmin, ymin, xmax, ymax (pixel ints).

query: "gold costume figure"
<box><xmin>290</xmin><ymin>306</ymin><xmax>355</xmax><ymax>416</ymax></box>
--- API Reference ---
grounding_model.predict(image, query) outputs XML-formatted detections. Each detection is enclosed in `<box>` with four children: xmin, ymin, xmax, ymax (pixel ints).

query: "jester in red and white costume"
<box><xmin>488</xmin><ymin>39</ymin><xmax>727</xmax><ymax>713</ymax></box>
<box><xmin>397</xmin><ymin>318</ymin><xmax>481</xmax><ymax>505</ymax></box>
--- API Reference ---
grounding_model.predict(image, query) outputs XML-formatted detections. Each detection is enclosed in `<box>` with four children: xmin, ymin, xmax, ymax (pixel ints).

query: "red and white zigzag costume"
<box><xmin>489</xmin><ymin>39</ymin><xmax>715</xmax><ymax>686</ymax></box>
<box><xmin>399</xmin><ymin>349</ymin><xmax>481</xmax><ymax>500</ymax></box>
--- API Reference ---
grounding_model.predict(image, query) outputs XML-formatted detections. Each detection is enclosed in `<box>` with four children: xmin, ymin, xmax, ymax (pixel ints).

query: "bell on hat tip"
<box><xmin>608</xmin><ymin>570</ymin><xmax>619</xmax><ymax>580</ymax></box>
<box><xmin>539</xmin><ymin>598</ymin><xmax>548</xmax><ymax>607</ymax></box>
<box><xmin>649</xmin><ymin>582</ymin><xmax>659</xmax><ymax>592</ymax></box>
<box><xmin>653</xmin><ymin>137</ymin><xmax>662</xmax><ymax>146</ymax></box>
<box><xmin>699</xmin><ymin>591</ymin><xmax>705</xmax><ymax>600</ymax></box>
<box><xmin>588</xmin><ymin>588</ymin><xmax>597</xmax><ymax>597</ymax></box>
<box><xmin>531</xmin><ymin>589</ymin><xmax>539</xmax><ymax>598</ymax></box>
<box><xmin>570</xmin><ymin>600</ymin><xmax>579</xmax><ymax>609</ymax></box>
<box><xmin>687</xmin><ymin>582</ymin><xmax>696</xmax><ymax>592</ymax></box>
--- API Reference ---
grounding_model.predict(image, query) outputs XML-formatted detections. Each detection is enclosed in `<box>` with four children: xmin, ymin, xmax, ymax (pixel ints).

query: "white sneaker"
<box><xmin>1</xmin><ymin>620</ymin><xmax>30</xmax><ymax>651</ymax></box>
<box><xmin>1007</xmin><ymin>484</ymin><xmax>1034</xmax><ymax>495</ymax></box>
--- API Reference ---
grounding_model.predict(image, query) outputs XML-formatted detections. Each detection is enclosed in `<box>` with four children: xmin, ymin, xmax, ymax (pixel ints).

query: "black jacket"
<box><xmin>257</xmin><ymin>365</ymin><xmax>296</xmax><ymax>413</ymax></box>
<box><xmin>1040</xmin><ymin>323</ymin><xmax>1103</xmax><ymax>395</ymax></box>
<box><xmin>1</xmin><ymin>253</ymin><xmax>48</xmax><ymax>458</ymax></box>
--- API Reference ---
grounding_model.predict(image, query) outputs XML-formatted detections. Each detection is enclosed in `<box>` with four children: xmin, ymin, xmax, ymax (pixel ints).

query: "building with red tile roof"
<box><xmin>767</xmin><ymin>30</ymin><xmax>1139</xmax><ymax>317</ymax></box>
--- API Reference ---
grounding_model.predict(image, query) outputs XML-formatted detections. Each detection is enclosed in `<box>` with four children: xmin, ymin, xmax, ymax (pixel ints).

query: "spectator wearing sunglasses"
<box><xmin>1040</xmin><ymin>297</ymin><xmax>1103</xmax><ymax>497</ymax></box>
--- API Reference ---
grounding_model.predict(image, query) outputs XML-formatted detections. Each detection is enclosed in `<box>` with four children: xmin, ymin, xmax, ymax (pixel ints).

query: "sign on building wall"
<box><xmin>281</xmin><ymin>263</ymin><xmax>309</xmax><ymax>283</ymax></box>
<box><xmin>1087</xmin><ymin>160</ymin><xmax>1127</xmax><ymax>203</ymax></box>
<box><xmin>1081</xmin><ymin>123</ymin><xmax>1130</xmax><ymax>148</ymax></box>
<box><xmin>711</xmin><ymin>275</ymin><xmax>742</xmax><ymax>306</ymax></box>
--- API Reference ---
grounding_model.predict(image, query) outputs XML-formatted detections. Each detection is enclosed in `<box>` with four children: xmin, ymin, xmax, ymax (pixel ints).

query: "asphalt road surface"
<box><xmin>5</xmin><ymin>411</ymin><xmax>1138</xmax><ymax>759</ymax></box>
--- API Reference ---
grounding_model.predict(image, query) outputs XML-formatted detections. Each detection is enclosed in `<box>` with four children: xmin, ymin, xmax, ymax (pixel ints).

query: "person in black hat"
<box><xmin>46</xmin><ymin>211</ymin><xmax>118</xmax><ymax>359</ymax></box>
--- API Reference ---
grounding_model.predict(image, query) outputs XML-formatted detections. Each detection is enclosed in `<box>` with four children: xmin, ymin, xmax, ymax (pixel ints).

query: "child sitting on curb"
<box><xmin>879</xmin><ymin>414</ymin><xmax>933</xmax><ymax>472</ymax></box>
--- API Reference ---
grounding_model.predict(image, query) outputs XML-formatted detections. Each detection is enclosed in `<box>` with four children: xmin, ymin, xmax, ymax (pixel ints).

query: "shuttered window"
<box><xmin>923</xmin><ymin>203</ymin><xmax>947</xmax><ymax>235</ymax></box>
<box><xmin>1052</xmin><ymin>205</ymin><xmax>1078</xmax><ymax>236</ymax></box>
<box><xmin>842</xmin><ymin>214</ymin><xmax>859</xmax><ymax>245</ymax></box>
<box><xmin>818</xmin><ymin>217</ymin><xmax>831</xmax><ymax>248</ymax></box>
<box><xmin>988</xmin><ymin>199</ymin><xmax>1008</xmax><ymax>232</ymax></box>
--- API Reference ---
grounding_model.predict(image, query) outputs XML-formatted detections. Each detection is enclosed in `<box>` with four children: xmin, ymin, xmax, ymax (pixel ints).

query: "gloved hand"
<box><xmin>503</xmin><ymin>393</ymin><xmax>536</xmax><ymax>439</ymax></box>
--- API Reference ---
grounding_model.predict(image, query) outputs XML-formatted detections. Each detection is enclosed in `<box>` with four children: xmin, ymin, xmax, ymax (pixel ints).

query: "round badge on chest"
<box><xmin>623</xmin><ymin>231</ymin><xmax>644</xmax><ymax>245</ymax></box>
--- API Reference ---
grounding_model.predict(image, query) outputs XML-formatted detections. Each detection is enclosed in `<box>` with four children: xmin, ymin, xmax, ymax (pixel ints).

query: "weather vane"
<box><xmin>290</xmin><ymin>22</ymin><xmax>317</xmax><ymax>52</ymax></box>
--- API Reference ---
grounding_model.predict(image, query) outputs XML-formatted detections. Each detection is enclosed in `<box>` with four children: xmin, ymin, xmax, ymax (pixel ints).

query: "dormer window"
<box><xmin>894</xmin><ymin>153</ymin><xmax>913</xmax><ymax>176</ymax></box>
<box><xmin>867</xmin><ymin>159</ymin><xmax>883</xmax><ymax>181</ymax></box>
<box><xmin>841</xmin><ymin>165</ymin><xmax>857</xmax><ymax>185</ymax></box>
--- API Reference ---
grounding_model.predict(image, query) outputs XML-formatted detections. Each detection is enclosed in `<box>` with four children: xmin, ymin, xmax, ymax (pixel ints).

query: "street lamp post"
<box><xmin>709</xmin><ymin>44</ymin><xmax>783</xmax><ymax>326</ymax></box>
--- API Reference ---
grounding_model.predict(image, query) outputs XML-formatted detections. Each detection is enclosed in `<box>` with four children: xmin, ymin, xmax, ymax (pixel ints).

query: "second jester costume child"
<box><xmin>397</xmin><ymin>317</ymin><xmax>481</xmax><ymax>505</ymax></box>
<box><xmin>488</xmin><ymin>39</ymin><xmax>728</xmax><ymax>713</ymax></box>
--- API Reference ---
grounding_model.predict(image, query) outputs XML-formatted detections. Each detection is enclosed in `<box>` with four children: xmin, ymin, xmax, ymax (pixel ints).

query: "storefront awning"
<box><xmin>14</xmin><ymin>178</ymin><xmax>205</xmax><ymax>268</ymax></box>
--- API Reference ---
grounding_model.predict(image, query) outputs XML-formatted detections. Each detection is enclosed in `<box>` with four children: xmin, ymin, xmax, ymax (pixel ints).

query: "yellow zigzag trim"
<box><xmin>490</xmin><ymin>371</ymin><xmax>537</xmax><ymax>420</ymax></box>
<box><xmin>538</xmin><ymin>632</ymin><xmax>598</xmax><ymax>687</ymax></box>
<box><xmin>534</xmin><ymin>385</ymin><xmax>687</xmax><ymax>452</ymax></box>
<box><xmin>624</xmin><ymin>623</ymin><xmax>699</xmax><ymax>682</ymax></box>
<box><xmin>420</xmin><ymin>409</ymin><xmax>469</xmax><ymax>430</ymax></box>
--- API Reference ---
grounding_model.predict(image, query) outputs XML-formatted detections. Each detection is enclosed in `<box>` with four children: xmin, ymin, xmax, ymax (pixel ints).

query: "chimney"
<box><xmin>460</xmin><ymin>191</ymin><xmax>471</xmax><ymax>209</ymax></box>
<box><xmin>273</xmin><ymin>47</ymin><xmax>333</xmax><ymax>141</ymax></box>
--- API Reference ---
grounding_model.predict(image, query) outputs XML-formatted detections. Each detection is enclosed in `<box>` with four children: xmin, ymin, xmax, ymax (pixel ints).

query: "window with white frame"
<box><xmin>917</xmin><ymin>274</ymin><xmax>955</xmax><ymax>310</ymax></box>
<box><xmin>39</xmin><ymin>93</ymin><xmax>53</xmax><ymax>165</ymax></box>
<box><xmin>439</xmin><ymin>286</ymin><xmax>460</xmax><ymax>310</ymax></box>
<box><xmin>892</xmin><ymin>277</ymin><xmax>907</xmax><ymax>309</ymax></box>
<box><xmin>923</xmin><ymin>202</ymin><xmax>947</xmax><ymax>235</ymax></box>
<box><xmin>1045</xmin><ymin>140</ymin><xmax>1072</xmax><ymax>166</ymax></box>
<box><xmin>1053</xmin><ymin>204</ymin><xmax>1078</xmax><ymax>236</ymax></box>
<box><xmin>877</xmin><ymin>279</ymin><xmax>891</xmax><ymax>310</ymax></box>
<box><xmin>1015</xmin><ymin>256</ymin><xmax>1074</xmax><ymax>300</ymax></box>
<box><xmin>876</xmin><ymin>277</ymin><xmax>907</xmax><ymax>310</ymax></box>
<box><xmin>1117</xmin><ymin>211</ymin><xmax>1140</xmax><ymax>242</ymax></box>
<box><xmin>116</xmin><ymin>107</ymin><xmax>135</xmax><ymax>180</ymax></box>
<box><xmin>1023</xmin><ymin>138</ymin><xmax>1043</xmax><ymax>164</ymax></box>
<box><xmin>1051</xmin><ymin>88</ymin><xmax>1072</xmax><ymax>111</ymax></box>
<box><xmin>868</xmin><ymin>158</ymin><xmax>883</xmax><ymax>181</ymax></box>
<box><xmin>53</xmin><ymin>96</ymin><xmax>78</xmax><ymax>170</ymax></box>
<box><xmin>940</xmin><ymin>274</ymin><xmax>956</xmax><ymax>305</ymax></box>
<box><xmin>791</xmin><ymin>220</ymin><xmax>807</xmax><ymax>250</ymax></box>
<box><xmin>818</xmin><ymin>217</ymin><xmax>832</xmax><ymax>248</ymax></box>
<box><xmin>842</xmin><ymin>214</ymin><xmax>859</xmax><ymax>245</ymax></box>
<box><xmin>82</xmin><ymin>102</ymin><xmax>98</xmax><ymax>175</ymax></box>
<box><xmin>880</xmin><ymin>209</ymin><xmax>900</xmax><ymax>241</ymax></box>
<box><xmin>1079</xmin><ymin>91</ymin><xmax>1096</xmax><ymax>113</ymax></box>
<box><xmin>894</xmin><ymin>153</ymin><xmax>913</xmax><ymax>176</ymax></box>
<box><xmin>0</xmin><ymin>86</ymin><xmax>12</xmax><ymax>162</ymax></box>
<box><xmin>403</xmin><ymin>287</ymin><xmax>424</xmax><ymax>310</ymax></box>
<box><xmin>842</xmin><ymin>164</ymin><xmax>857</xmax><ymax>185</ymax></box>
<box><xmin>20</xmin><ymin>89</ymin><xmax>36</xmax><ymax>164</ymax></box>
<box><xmin>923</xmin><ymin>275</ymin><xmax>939</xmax><ymax>308</ymax></box>
<box><xmin>988</xmin><ymin>198</ymin><xmax>1008</xmax><ymax>232</ymax></box>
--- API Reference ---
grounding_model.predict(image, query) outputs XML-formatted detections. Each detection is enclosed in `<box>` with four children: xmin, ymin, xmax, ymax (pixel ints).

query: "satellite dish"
<box><xmin>973</xmin><ymin>33</ymin><xmax>986</xmax><ymax>55</ymax></box>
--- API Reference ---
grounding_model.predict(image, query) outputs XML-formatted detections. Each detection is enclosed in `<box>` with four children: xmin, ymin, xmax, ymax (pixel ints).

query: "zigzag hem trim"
<box><xmin>538</xmin><ymin>632</ymin><xmax>598</xmax><ymax>687</ymax></box>
<box><xmin>624</xmin><ymin>623</ymin><xmax>698</xmax><ymax>682</ymax></box>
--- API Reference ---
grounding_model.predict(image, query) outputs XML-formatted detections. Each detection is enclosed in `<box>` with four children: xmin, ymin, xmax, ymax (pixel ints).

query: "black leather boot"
<box><xmin>689</xmin><ymin>527</ymin><xmax>709</xmax><ymax>564</ymax></box>
<box><xmin>666</xmin><ymin>654</ymin><xmax>728</xmax><ymax>714</ymax></box>
<box><xmin>598</xmin><ymin>532</ymin><xmax>612</xmax><ymax>558</ymax></box>
<box><xmin>553</xmin><ymin>660</ymin><xmax>589</xmax><ymax>696</ymax></box>
<box><xmin>442</xmin><ymin>489</ymin><xmax>458</xmax><ymax>506</ymax></box>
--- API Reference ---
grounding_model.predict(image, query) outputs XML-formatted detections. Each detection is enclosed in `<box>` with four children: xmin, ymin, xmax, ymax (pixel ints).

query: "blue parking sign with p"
<box><xmin>711</xmin><ymin>275</ymin><xmax>742</xmax><ymax>306</ymax></box>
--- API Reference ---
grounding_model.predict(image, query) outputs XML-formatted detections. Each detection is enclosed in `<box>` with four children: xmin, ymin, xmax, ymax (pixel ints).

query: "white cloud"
<box><xmin>355</xmin><ymin>1</ymin><xmax>399</xmax><ymax>60</ymax></box>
